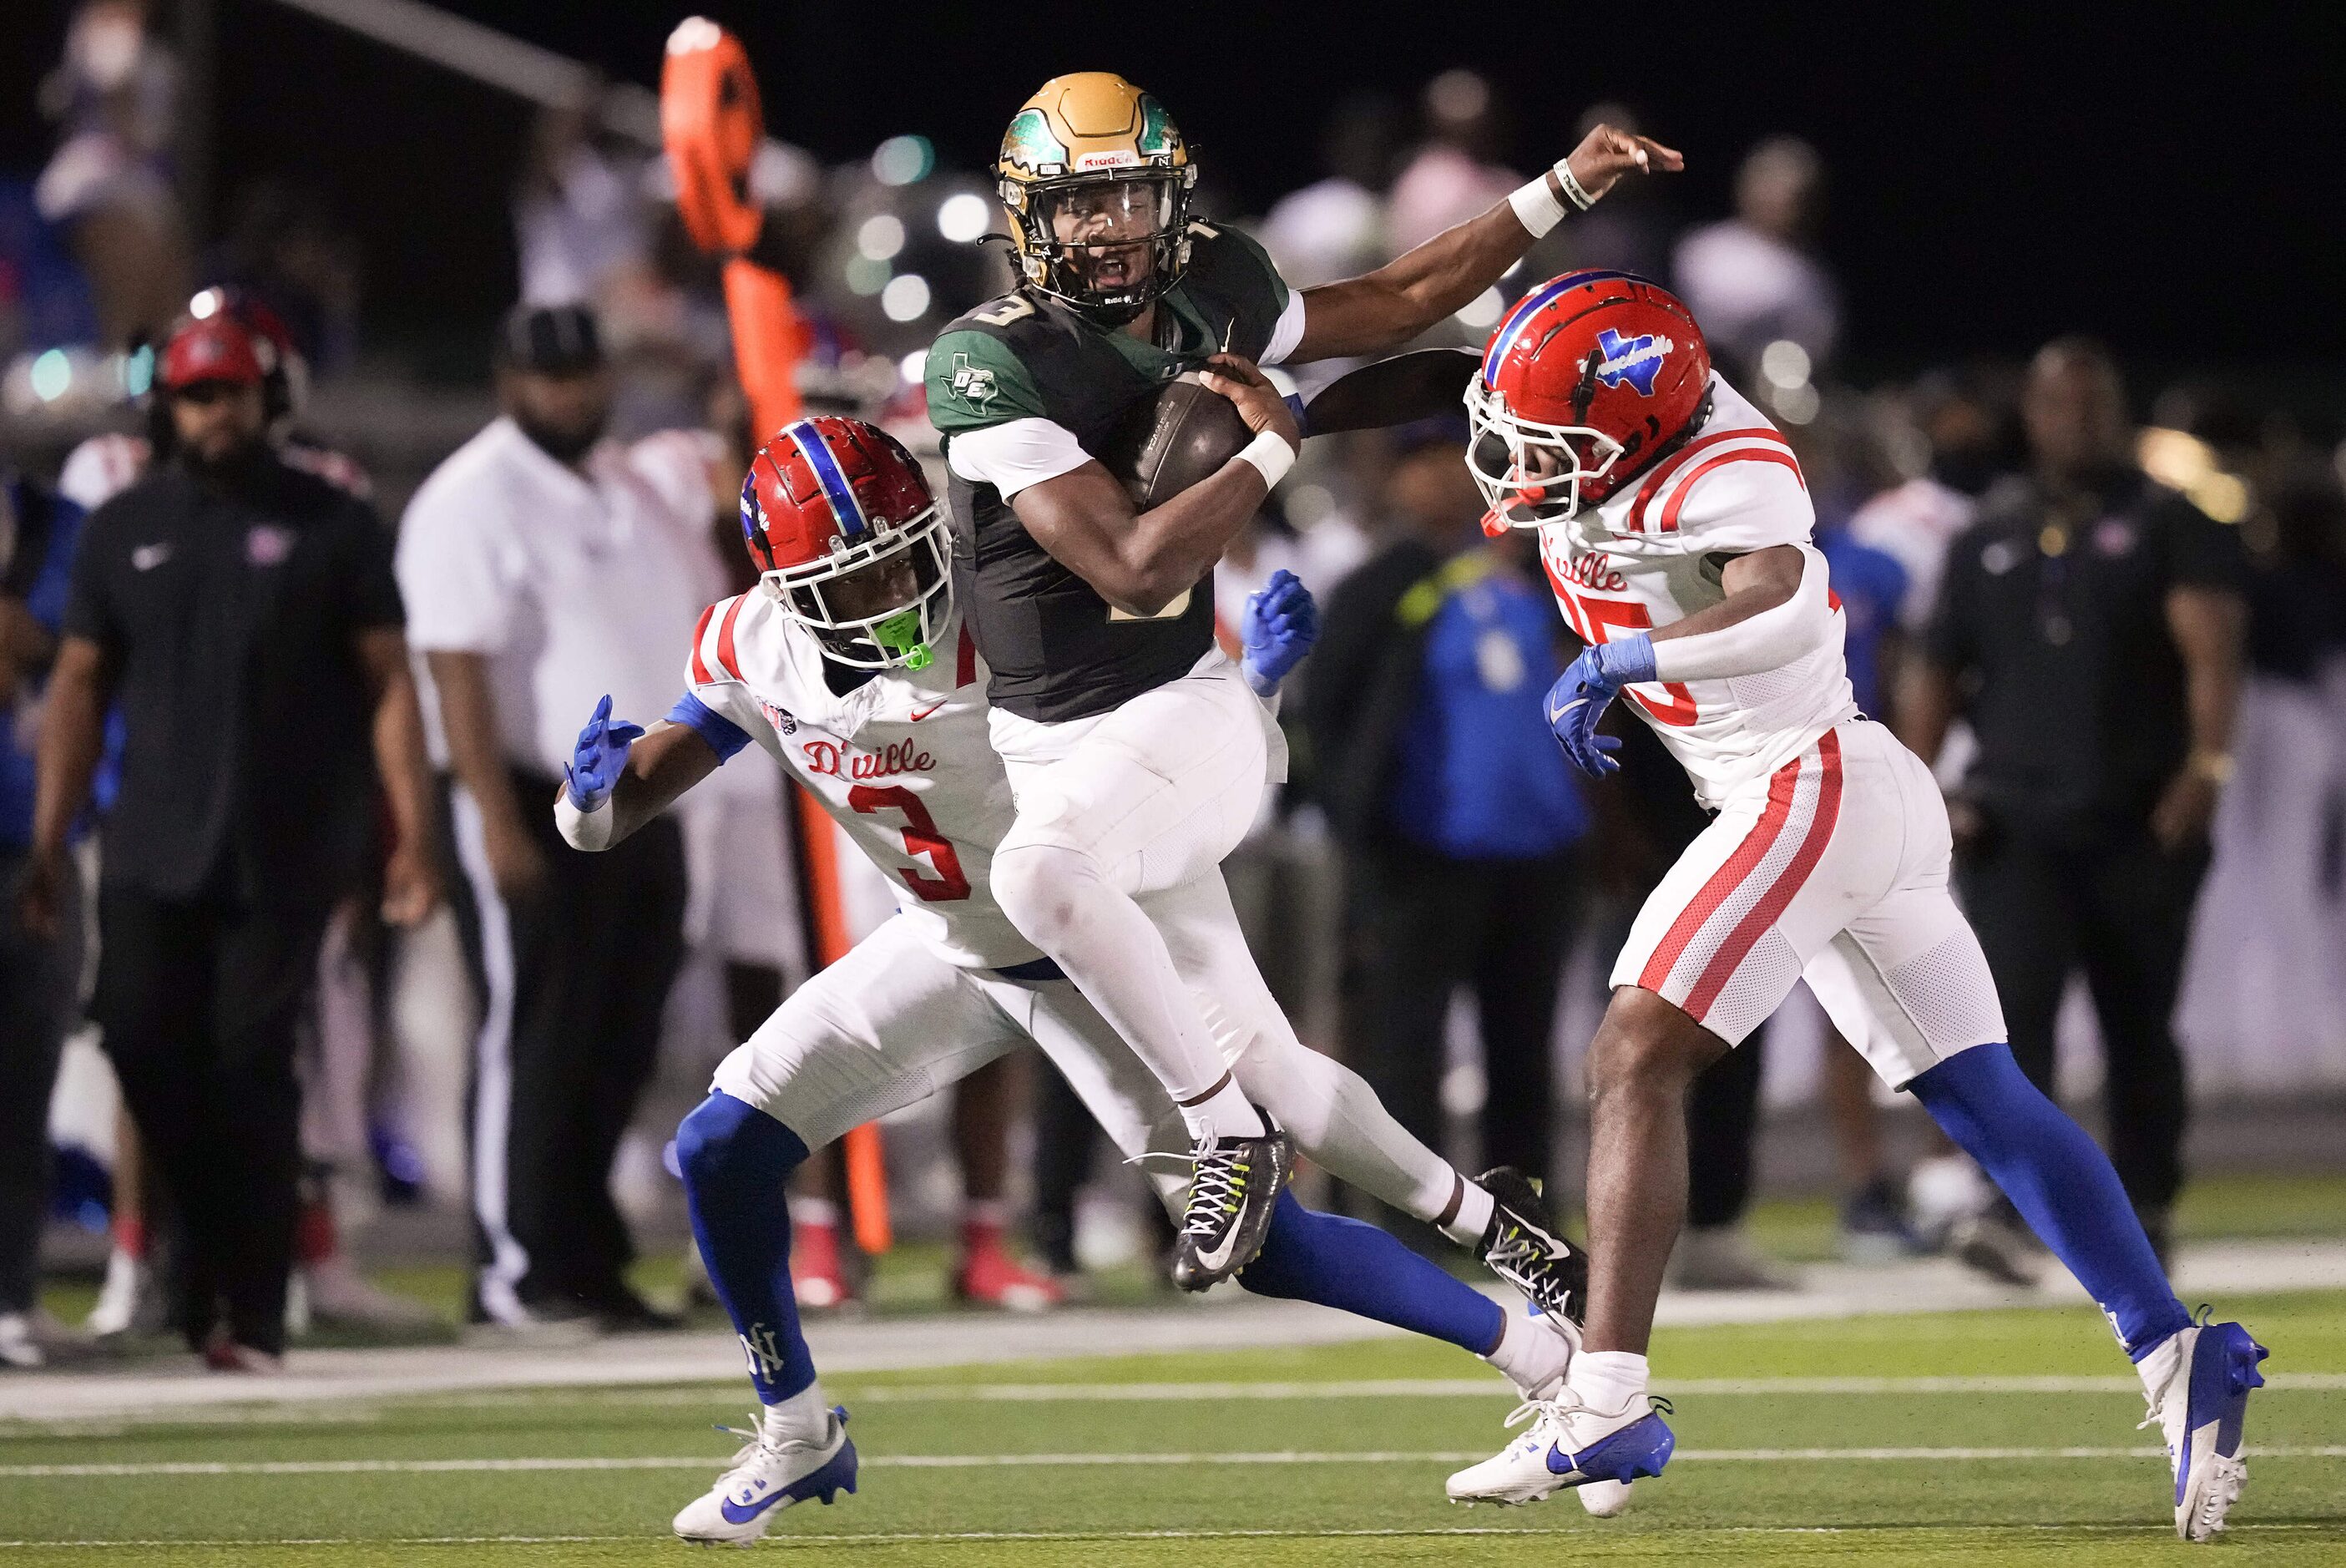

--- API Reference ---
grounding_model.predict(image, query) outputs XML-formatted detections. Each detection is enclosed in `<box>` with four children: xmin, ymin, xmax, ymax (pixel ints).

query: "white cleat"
<box><xmin>1446</xmin><ymin>1391</ymin><xmax>1675</xmax><ymax>1508</ymax></box>
<box><xmin>671</xmin><ymin>1403</ymin><xmax>857</xmax><ymax>1547</ymax></box>
<box><xmin>2137</xmin><ymin>1317</ymin><xmax>2268</xmax><ymax>1542</ymax></box>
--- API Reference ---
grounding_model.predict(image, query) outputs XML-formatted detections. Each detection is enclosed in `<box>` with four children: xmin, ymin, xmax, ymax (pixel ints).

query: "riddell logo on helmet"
<box><xmin>1594</xmin><ymin>328</ymin><xmax>1674</xmax><ymax>396</ymax></box>
<box><xmin>1074</xmin><ymin>149</ymin><xmax>1141</xmax><ymax>169</ymax></box>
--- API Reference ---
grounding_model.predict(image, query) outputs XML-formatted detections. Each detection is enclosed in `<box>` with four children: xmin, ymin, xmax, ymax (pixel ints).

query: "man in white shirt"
<box><xmin>397</xmin><ymin>305</ymin><xmax>712</xmax><ymax>1329</ymax></box>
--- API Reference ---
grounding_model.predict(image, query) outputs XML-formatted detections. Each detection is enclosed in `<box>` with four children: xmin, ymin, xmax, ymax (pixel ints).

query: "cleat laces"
<box><xmin>1180</xmin><ymin>1139</ymin><xmax>1252</xmax><ymax>1238</ymax></box>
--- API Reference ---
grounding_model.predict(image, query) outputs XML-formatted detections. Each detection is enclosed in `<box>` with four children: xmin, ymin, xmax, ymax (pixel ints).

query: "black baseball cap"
<box><xmin>496</xmin><ymin>303</ymin><xmax>604</xmax><ymax>375</ymax></box>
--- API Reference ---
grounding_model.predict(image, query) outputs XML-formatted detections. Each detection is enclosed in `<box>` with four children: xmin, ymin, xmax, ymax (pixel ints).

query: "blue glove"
<box><xmin>1241</xmin><ymin>569</ymin><xmax>1319</xmax><ymax>697</ymax></box>
<box><xmin>564</xmin><ymin>694</ymin><xmax>645</xmax><ymax>812</ymax></box>
<box><xmin>1545</xmin><ymin>635</ymin><xmax>1657</xmax><ymax>778</ymax></box>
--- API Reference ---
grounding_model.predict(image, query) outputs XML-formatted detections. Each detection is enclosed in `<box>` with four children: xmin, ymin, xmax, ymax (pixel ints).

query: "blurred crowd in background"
<box><xmin>3</xmin><ymin>4</ymin><xmax>2343</xmax><ymax>1367</ymax></box>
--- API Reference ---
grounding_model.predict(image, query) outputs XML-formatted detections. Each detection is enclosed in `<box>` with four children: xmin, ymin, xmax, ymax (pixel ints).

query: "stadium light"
<box><xmin>1761</xmin><ymin>338</ymin><xmax>1813</xmax><ymax>390</ymax></box>
<box><xmin>937</xmin><ymin>192</ymin><xmax>993</xmax><ymax>243</ymax></box>
<box><xmin>881</xmin><ymin>274</ymin><xmax>931</xmax><ymax>322</ymax></box>
<box><xmin>857</xmin><ymin>214</ymin><xmax>906</xmax><ymax>261</ymax></box>
<box><xmin>872</xmin><ymin>135</ymin><xmax>933</xmax><ymax>187</ymax></box>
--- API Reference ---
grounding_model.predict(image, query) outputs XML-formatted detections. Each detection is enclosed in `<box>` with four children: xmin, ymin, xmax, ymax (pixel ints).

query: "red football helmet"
<box><xmin>739</xmin><ymin>417</ymin><xmax>953</xmax><ymax>670</ymax></box>
<box><xmin>158</xmin><ymin>309</ymin><xmax>275</xmax><ymax>394</ymax></box>
<box><xmin>1466</xmin><ymin>271</ymin><xmax>1713</xmax><ymax>530</ymax></box>
<box><xmin>188</xmin><ymin>287</ymin><xmax>309</xmax><ymax>421</ymax></box>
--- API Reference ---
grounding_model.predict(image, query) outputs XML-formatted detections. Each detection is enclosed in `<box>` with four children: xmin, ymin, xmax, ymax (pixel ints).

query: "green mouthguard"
<box><xmin>875</xmin><ymin>609</ymin><xmax>933</xmax><ymax>670</ymax></box>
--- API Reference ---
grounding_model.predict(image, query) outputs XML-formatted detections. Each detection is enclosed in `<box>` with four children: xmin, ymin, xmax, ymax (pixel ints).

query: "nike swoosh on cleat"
<box><xmin>718</xmin><ymin>1489</ymin><xmax>789</xmax><ymax>1525</ymax></box>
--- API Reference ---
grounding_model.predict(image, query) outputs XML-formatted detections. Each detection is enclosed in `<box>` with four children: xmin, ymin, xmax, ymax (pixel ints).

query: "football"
<box><xmin>1095</xmin><ymin>372</ymin><xmax>1256</xmax><ymax>512</ymax></box>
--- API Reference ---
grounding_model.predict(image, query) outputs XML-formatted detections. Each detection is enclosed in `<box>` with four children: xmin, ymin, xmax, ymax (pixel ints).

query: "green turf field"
<box><xmin>3</xmin><ymin>1290</ymin><xmax>2339</xmax><ymax>1565</ymax></box>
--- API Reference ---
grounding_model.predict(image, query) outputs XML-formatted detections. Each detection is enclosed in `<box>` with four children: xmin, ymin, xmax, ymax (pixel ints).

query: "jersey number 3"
<box><xmin>848</xmin><ymin>785</ymin><xmax>972</xmax><ymax>903</ymax></box>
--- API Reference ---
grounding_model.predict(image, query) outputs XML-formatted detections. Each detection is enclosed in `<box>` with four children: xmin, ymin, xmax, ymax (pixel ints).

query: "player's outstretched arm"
<box><xmin>1289</xmin><ymin>124</ymin><xmax>1681</xmax><ymax>364</ymax></box>
<box><xmin>1010</xmin><ymin>355</ymin><xmax>1300</xmax><ymax>617</ymax></box>
<box><xmin>553</xmin><ymin>695</ymin><xmax>722</xmax><ymax>852</ymax></box>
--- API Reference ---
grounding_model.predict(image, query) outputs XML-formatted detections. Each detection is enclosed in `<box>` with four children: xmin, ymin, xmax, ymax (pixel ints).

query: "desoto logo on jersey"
<box><xmin>802</xmin><ymin>737</ymin><xmax>935</xmax><ymax>780</ymax></box>
<box><xmin>948</xmin><ymin>352</ymin><xmax>998</xmax><ymax>412</ymax></box>
<box><xmin>759</xmin><ymin>699</ymin><xmax>798</xmax><ymax>736</ymax></box>
<box><xmin>1594</xmin><ymin>328</ymin><xmax>1673</xmax><ymax>396</ymax></box>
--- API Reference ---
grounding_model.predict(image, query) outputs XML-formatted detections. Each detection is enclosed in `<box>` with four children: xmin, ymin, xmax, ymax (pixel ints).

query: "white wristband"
<box><xmin>1509</xmin><ymin>175</ymin><xmax>1570</xmax><ymax>238</ymax></box>
<box><xmin>1508</xmin><ymin>159</ymin><xmax>1595</xmax><ymax>240</ymax></box>
<box><xmin>1233</xmin><ymin>428</ymin><xmax>1296</xmax><ymax>490</ymax></box>
<box><xmin>1554</xmin><ymin>158</ymin><xmax>1596</xmax><ymax>212</ymax></box>
<box><xmin>554</xmin><ymin>790</ymin><xmax>614</xmax><ymax>852</ymax></box>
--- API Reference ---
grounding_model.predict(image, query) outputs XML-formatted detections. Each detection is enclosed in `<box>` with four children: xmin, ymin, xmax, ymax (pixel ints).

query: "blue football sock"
<box><xmin>675</xmin><ymin>1091</ymin><xmax>817</xmax><ymax>1404</ymax></box>
<box><xmin>1908</xmin><ymin>1044</ymin><xmax>2192</xmax><ymax>1359</ymax></box>
<box><xmin>1237</xmin><ymin>1191</ymin><xmax>1505</xmax><ymax>1356</ymax></box>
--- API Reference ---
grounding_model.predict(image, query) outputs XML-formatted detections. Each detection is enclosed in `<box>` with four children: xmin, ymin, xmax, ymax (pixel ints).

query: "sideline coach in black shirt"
<box><xmin>1899</xmin><ymin>339</ymin><xmax>2245</xmax><ymax>1257</ymax></box>
<box><xmin>20</xmin><ymin>309</ymin><xmax>437</xmax><ymax>1369</ymax></box>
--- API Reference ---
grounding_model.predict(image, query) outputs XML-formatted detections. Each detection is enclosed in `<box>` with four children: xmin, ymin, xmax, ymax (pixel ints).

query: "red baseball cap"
<box><xmin>159</xmin><ymin>313</ymin><xmax>272</xmax><ymax>392</ymax></box>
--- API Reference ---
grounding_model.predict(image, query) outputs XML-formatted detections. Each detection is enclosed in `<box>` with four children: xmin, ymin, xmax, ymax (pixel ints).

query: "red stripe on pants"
<box><xmin>1637</xmin><ymin>751</ymin><xmax>1806</xmax><ymax>995</ymax></box>
<box><xmin>1682</xmin><ymin>730</ymin><xmax>1846</xmax><ymax>1019</ymax></box>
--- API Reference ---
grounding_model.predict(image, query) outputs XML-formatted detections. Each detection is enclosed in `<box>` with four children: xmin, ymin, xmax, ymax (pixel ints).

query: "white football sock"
<box><xmin>761</xmin><ymin>1380</ymin><xmax>831</xmax><ymax>1444</ymax></box>
<box><xmin>1443</xmin><ymin>1180</ymin><xmax>1496</xmax><ymax>1247</ymax></box>
<box><xmin>1185</xmin><ymin>1076</ymin><xmax>1267</xmax><ymax>1142</ymax></box>
<box><xmin>990</xmin><ymin>841</ymin><xmax>1261</xmax><ymax>1139</ymax></box>
<box><xmin>2135</xmin><ymin>1328</ymin><xmax>2188</xmax><ymax>1401</ymax></box>
<box><xmin>1567</xmin><ymin>1350</ymin><xmax>1651</xmax><ymax>1417</ymax></box>
<box><xmin>1228</xmin><ymin>1029</ymin><xmax>1456</xmax><ymax>1216</ymax></box>
<box><xmin>1483</xmin><ymin>1308</ymin><xmax>1570</xmax><ymax>1398</ymax></box>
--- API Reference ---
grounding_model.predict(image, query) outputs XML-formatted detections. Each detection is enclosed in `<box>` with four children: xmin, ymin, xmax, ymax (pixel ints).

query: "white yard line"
<box><xmin>7</xmin><ymin>1445</ymin><xmax>2344</xmax><ymax>1478</ymax></box>
<box><xmin>3</xmin><ymin>1238</ymin><xmax>2336</xmax><ymax>1422</ymax></box>
<box><xmin>3</xmin><ymin>1524</ymin><xmax>2335</xmax><ymax>1549</ymax></box>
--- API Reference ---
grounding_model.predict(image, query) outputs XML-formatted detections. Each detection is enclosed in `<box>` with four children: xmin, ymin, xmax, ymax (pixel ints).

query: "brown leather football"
<box><xmin>1095</xmin><ymin>372</ymin><xmax>1256</xmax><ymax>511</ymax></box>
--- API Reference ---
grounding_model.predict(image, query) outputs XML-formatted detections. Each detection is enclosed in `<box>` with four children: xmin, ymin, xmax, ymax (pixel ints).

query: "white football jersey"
<box><xmin>683</xmin><ymin>589</ymin><xmax>1040</xmax><ymax>970</ymax></box>
<box><xmin>1535</xmin><ymin>374</ymin><xmax>1858</xmax><ymax>807</ymax></box>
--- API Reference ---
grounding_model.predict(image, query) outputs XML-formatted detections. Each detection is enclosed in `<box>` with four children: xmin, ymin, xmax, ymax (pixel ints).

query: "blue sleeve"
<box><xmin>667</xmin><ymin>691</ymin><xmax>753</xmax><ymax>762</ymax></box>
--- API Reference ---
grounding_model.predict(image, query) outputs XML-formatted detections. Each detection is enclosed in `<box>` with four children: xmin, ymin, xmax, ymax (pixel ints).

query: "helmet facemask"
<box><xmin>1464</xmin><ymin>376</ymin><xmax>1627</xmax><ymax>532</ymax></box>
<box><xmin>1011</xmin><ymin>172</ymin><xmax>1192</xmax><ymax>326</ymax></box>
<box><xmin>762</xmin><ymin>503</ymin><xmax>955</xmax><ymax>670</ymax></box>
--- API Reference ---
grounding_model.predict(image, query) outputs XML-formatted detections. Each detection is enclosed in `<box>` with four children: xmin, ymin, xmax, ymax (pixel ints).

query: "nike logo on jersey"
<box><xmin>907</xmin><ymin>699</ymin><xmax>948</xmax><ymax>721</ymax></box>
<box><xmin>131</xmin><ymin>543</ymin><xmax>172</xmax><ymax>571</ymax></box>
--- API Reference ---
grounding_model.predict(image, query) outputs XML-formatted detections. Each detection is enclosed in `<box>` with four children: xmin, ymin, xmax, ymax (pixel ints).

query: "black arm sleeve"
<box><xmin>59</xmin><ymin>502</ymin><xmax>120</xmax><ymax>650</ymax></box>
<box><xmin>1922</xmin><ymin>526</ymin><xmax>1980</xmax><ymax>676</ymax></box>
<box><xmin>338</xmin><ymin>502</ymin><xmax>407</xmax><ymax>630</ymax></box>
<box><xmin>2155</xmin><ymin>488</ymin><xmax>2249</xmax><ymax>594</ymax></box>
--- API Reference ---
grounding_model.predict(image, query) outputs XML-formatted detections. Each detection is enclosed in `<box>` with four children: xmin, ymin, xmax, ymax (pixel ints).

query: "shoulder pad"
<box><xmin>925</xmin><ymin>307</ymin><xmax>1051</xmax><ymax>434</ymax></box>
<box><xmin>1617</xmin><ymin>427</ymin><xmax>1812</xmax><ymax>552</ymax></box>
<box><xmin>687</xmin><ymin>593</ymin><xmax>756</xmax><ymax>687</ymax></box>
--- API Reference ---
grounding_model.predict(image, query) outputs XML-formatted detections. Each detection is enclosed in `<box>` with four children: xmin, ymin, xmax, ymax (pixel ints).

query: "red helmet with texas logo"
<box><xmin>739</xmin><ymin>416</ymin><xmax>953</xmax><ymax>670</ymax></box>
<box><xmin>1466</xmin><ymin>271</ymin><xmax>1713</xmax><ymax>531</ymax></box>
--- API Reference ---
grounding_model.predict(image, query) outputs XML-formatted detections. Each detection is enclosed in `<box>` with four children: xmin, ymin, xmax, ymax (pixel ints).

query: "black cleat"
<box><xmin>1474</xmin><ymin>1166</ymin><xmax>1590</xmax><ymax>1326</ymax></box>
<box><xmin>1170</xmin><ymin>1110</ymin><xmax>1293</xmax><ymax>1292</ymax></box>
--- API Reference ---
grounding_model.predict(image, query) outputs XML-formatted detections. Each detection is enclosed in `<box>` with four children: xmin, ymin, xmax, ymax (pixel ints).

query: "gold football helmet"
<box><xmin>994</xmin><ymin>73</ymin><xmax>1196</xmax><ymax>326</ymax></box>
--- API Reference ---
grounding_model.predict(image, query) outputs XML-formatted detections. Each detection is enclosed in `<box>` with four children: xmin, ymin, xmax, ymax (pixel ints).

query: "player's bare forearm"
<box><xmin>555</xmin><ymin>721</ymin><xmax>721</xmax><ymax>847</ymax></box>
<box><xmin>28</xmin><ymin>635</ymin><xmax>112</xmax><ymax>861</ymax></box>
<box><xmin>1011</xmin><ymin>459</ymin><xmax>1265</xmax><ymax>617</ymax></box>
<box><xmin>1291</xmin><ymin>124</ymin><xmax>1683</xmax><ymax>362</ymax></box>
<box><xmin>1292</xmin><ymin>201</ymin><xmax>1540</xmax><ymax>362</ymax></box>
<box><xmin>2166</xmin><ymin>585</ymin><xmax>2244</xmax><ymax>761</ymax></box>
<box><xmin>357</xmin><ymin>628</ymin><xmax>437</xmax><ymax>862</ymax></box>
